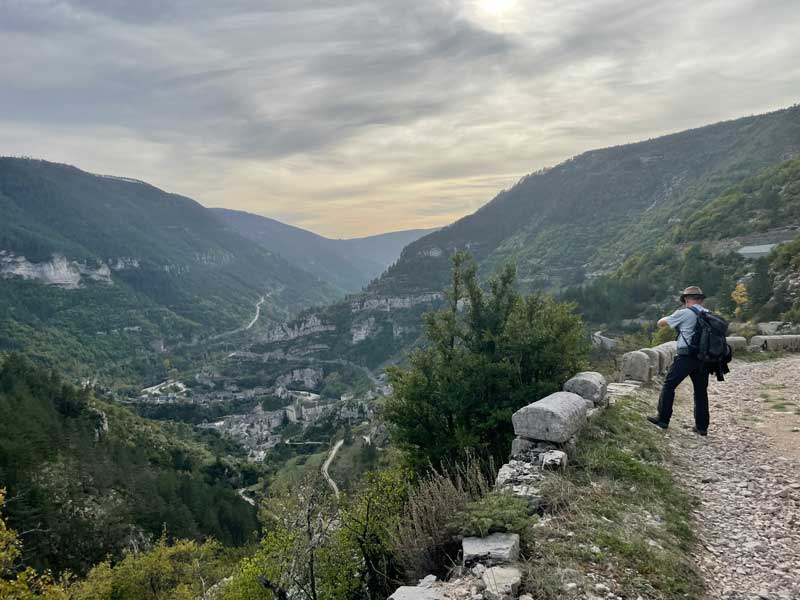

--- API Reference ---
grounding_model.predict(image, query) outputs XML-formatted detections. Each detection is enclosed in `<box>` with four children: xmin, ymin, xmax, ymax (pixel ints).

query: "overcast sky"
<box><xmin>2</xmin><ymin>0</ymin><xmax>799</xmax><ymax>237</ymax></box>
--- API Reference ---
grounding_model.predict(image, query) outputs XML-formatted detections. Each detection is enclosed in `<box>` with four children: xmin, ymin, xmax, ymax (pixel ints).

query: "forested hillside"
<box><xmin>213</xmin><ymin>208</ymin><xmax>434</xmax><ymax>293</ymax></box>
<box><xmin>0</xmin><ymin>354</ymin><xmax>258</xmax><ymax>576</ymax></box>
<box><xmin>563</xmin><ymin>156</ymin><xmax>800</xmax><ymax>325</ymax></box>
<box><xmin>0</xmin><ymin>158</ymin><xmax>338</xmax><ymax>382</ymax></box>
<box><xmin>375</xmin><ymin>105</ymin><xmax>800</xmax><ymax>295</ymax></box>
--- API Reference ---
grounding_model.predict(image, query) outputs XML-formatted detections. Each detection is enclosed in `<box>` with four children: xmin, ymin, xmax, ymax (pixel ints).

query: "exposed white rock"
<box><xmin>495</xmin><ymin>460</ymin><xmax>545</xmax><ymax>502</ymax></box>
<box><xmin>261</xmin><ymin>315</ymin><xmax>335</xmax><ymax>343</ymax></box>
<box><xmin>388</xmin><ymin>586</ymin><xmax>441</xmax><ymax>600</ymax></box>
<box><xmin>1</xmin><ymin>251</ymin><xmax>112</xmax><ymax>288</ymax></box>
<box><xmin>108</xmin><ymin>257</ymin><xmax>140</xmax><ymax>270</ymax></box>
<box><xmin>462</xmin><ymin>533</ymin><xmax>520</xmax><ymax>566</ymax></box>
<box><xmin>512</xmin><ymin>392</ymin><xmax>588</xmax><ymax>443</ymax></box>
<box><xmin>350</xmin><ymin>293</ymin><xmax>442</xmax><ymax>313</ymax></box>
<box><xmin>351</xmin><ymin>317</ymin><xmax>377</xmax><ymax>343</ymax></box>
<box><xmin>540</xmin><ymin>450</ymin><xmax>568</xmax><ymax>470</ymax></box>
<box><xmin>275</xmin><ymin>367</ymin><xmax>323</xmax><ymax>389</ymax></box>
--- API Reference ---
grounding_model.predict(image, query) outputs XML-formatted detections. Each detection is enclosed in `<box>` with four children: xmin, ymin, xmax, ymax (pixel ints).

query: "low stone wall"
<box><xmin>620</xmin><ymin>335</ymin><xmax>800</xmax><ymax>383</ymax></box>
<box><xmin>748</xmin><ymin>335</ymin><xmax>800</xmax><ymax>352</ymax></box>
<box><xmin>390</xmin><ymin>371</ymin><xmax>615</xmax><ymax>600</ymax></box>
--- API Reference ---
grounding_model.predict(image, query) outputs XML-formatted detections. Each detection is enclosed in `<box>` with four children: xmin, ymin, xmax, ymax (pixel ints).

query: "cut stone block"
<box><xmin>389</xmin><ymin>586</ymin><xmax>441</xmax><ymax>600</ymax></box>
<box><xmin>639</xmin><ymin>348</ymin><xmax>659</xmax><ymax>377</ymax></box>
<box><xmin>563</xmin><ymin>371</ymin><xmax>608</xmax><ymax>407</ymax></box>
<box><xmin>482</xmin><ymin>566</ymin><xmax>522</xmax><ymax>600</ymax></box>
<box><xmin>389</xmin><ymin>584</ymin><xmax>443</xmax><ymax>600</ymax></box>
<box><xmin>512</xmin><ymin>392</ymin><xmax>588</xmax><ymax>443</ymax></box>
<box><xmin>726</xmin><ymin>336</ymin><xmax>747</xmax><ymax>351</ymax></box>
<box><xmin>621</xmin><ymin>350</ymin><xmax>651</xmax><ymax>382</ymax></box>
<box><xmin>750</xmin><ymin>335</ymin><xmax>800</xmax><ymax>352</ymax></box>
<box><xmin>462</xmin><ymin>533</ymin><xmax>520</xmax><ymax>566</ymax></box>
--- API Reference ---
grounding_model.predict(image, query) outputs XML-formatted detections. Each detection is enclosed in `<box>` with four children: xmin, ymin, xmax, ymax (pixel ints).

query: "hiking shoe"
<box><xmin>647</xmin><ymin>416</ymin><xmax>669</xmax><ymax>430</ymax></box>
<box><xmin>692</xmin><ymin>427</ymin><xmax>708</xmax><ymax>436</ymax></box>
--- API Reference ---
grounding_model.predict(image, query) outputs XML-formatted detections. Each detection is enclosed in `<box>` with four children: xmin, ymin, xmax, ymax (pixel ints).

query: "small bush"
<box><xmin>392</xmin><ymin>455</ymin><xmax>493</xmax><ymax>580</ymax></box>
<box><xmin>446</xmin><ymin>492</ymin><xmax>535</xmax><ymax>538</ymax></box>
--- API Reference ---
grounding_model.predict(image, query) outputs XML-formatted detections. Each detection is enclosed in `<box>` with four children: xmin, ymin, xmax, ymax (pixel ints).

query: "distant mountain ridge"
<box><xmin>0</xmin><ymin>158</ymin><xmax>340</xmax><ymax>382</ymax></box>
<box><xmin>244</xmin><ymin>104</ymin><xmax>800</xmax><ymax>373</ymax></box>
<box><xmin>376</xmin><ymin>104</ymin><xmax>800</xmax><ymax>295</ymax></box>
<box><xmin>212</xmin><ymin>207</ymin><xmax>436</xmax><ymax>293</ymax></box>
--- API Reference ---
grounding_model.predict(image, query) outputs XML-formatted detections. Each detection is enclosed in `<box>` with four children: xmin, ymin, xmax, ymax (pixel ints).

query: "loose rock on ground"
<box><xmin>664</xmin><ymin>356</ymin><xmax>800</xmax><ymax>600</ymax></box>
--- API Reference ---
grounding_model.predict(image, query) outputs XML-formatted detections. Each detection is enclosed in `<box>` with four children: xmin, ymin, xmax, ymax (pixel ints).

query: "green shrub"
<box><xmin>446</xmin><ymin>492</ymin><xmax>536</xmax><ymax>538</ymax></box>
<box><xmin>387</xmin><ymin>253</ymin><xmax>588</xmax><ymax>472</ymax></box>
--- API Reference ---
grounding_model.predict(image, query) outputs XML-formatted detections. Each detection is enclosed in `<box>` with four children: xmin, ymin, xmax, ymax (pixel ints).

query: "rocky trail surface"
<box><xmin>665</xmin><ymin>356</ymin><xmax>800</xmax><ymax>600</ymax></box>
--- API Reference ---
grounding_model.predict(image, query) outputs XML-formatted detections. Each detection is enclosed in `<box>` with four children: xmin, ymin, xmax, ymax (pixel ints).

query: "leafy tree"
<box><xmin>386</xmin><ymin>253</ymin><xmax>588</xmax><ymax>472</ymax></box>
<box><xmin>72</xmin><ymin>536</ymin><xmax>231</xmax><ymax>600</ymax></box>
<box><xmin>731</xmin><ymin>282</ymin><xmax>748</xmax><ymax>318</ymax></box>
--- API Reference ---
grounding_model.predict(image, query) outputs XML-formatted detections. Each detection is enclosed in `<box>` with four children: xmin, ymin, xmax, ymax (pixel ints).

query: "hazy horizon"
<box><xmin>2</xmin><ymin>0</ymin><xmax>799</xmax><ymax>237</ymax></box>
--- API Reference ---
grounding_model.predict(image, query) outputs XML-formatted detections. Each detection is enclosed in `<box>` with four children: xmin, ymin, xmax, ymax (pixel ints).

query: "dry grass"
<box><xmin>392</xmin><ymin>453</ymin><xmax>493</xmax><ymax>580</ymax></box>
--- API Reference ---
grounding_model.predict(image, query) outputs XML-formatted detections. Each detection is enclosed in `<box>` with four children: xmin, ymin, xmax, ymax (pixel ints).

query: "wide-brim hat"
<box><xmin>679</xmin><ymin>285</ymin><xmax>706</xmax><ymax>302</ymax></box>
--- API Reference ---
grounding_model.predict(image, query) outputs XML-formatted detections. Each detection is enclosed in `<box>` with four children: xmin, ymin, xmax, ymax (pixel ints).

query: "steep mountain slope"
<box><xmin>212</xmin><ymin>207</ymin><xmax>435</xmax><ymax>292</ymax></box>
<box><xmin>563</xmin><ymin>156</ymin><xmax>800</xmax><ymax>324</ymax></box>
<box><xmin>376</xmin><ymin>104</ymin><xmax>800</xmax><ymax>295</ymax></box>
<box><xmin>0</xmin><ymin>158</ymin><xmax>338</xmax><ymax>381</ymax></box>
<box><xmin>243</xmin><ymin>105</ymin><xmax>800</xmax><ymax>372</ymax></box>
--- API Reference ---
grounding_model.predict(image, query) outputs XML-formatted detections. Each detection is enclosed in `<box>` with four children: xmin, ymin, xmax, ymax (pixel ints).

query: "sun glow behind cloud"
<box><xmin>1</xmin><ymin>0</ymin><xmax>799</xmax><ymax>237</ymax></box>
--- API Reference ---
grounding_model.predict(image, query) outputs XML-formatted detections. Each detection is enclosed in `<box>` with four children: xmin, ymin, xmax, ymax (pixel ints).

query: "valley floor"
<box><xmin>667</xmin><ymin>356</ymin><xmax>800</xmax><ymax>600</ymax></box>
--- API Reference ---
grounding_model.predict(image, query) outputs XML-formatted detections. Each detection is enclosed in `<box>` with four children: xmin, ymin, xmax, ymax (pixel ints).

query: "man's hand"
<box><xmin>657</xmin><ymin>317</ymin><xmax>670</xmax><ymax>328</ymax></box>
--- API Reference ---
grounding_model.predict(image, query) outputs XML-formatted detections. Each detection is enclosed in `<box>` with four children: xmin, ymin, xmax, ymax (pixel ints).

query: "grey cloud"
<box><xmin>1</xmin><ymin>0</ymin><xmax>798</xmax><ymax>236</ymax></box>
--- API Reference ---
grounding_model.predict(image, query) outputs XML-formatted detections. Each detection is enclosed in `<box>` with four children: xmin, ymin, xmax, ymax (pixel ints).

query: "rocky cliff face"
<box><xmin>0</xmin><ymin>251</ymin><xmax>112</xmax><ymax>288</ymax></box>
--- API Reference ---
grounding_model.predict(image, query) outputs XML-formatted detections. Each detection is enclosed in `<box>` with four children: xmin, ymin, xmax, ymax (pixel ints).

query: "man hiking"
<box><xmin>648</xmin><ymin>286</ymin><xmax>711</xmax><ymax>436</ymax></box>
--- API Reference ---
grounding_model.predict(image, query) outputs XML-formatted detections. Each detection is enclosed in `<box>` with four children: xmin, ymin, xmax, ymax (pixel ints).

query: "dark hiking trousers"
<box><xmin>657</xmin><ymin>353</ymin><xmax>710</xmax><ymax>431</ymax></box>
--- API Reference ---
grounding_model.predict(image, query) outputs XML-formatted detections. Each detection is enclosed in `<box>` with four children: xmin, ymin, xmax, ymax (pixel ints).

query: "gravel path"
<box><xmin>663</xmin><ymin>356</ymin><xmax>800</xmax><ymax>600</ymax></box>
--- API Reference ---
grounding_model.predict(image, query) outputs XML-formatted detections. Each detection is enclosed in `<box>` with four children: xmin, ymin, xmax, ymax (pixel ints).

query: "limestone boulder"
<box><xmin>621</xmin><ymin>350</ymin><xmax>651</xmax><ymax>383</ymax></box>
<box><xmin>563</xmin><ymin>371</ymin><xmax>608</xmax><ymax>407</ymax></box>
<box><xmin>512</xmin><ymin>392</ymin><xmax>588</xmax><ymax>443</ymax></box>
<box><xmin>462</xmin><ymin>533</ymin><xmax>520</xmax><ymax>566</ymax></box>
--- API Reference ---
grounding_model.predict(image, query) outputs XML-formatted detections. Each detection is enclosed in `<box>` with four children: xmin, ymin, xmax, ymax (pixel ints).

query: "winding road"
<box><xmin>321</xmin><ymin>439</ymin><xmax>344</xmax><ymax>498</ymax></box>
<box><xmin>245</xmin><ymin>296</ymin><xmax>266</xmax><ymax>330</ymax></box>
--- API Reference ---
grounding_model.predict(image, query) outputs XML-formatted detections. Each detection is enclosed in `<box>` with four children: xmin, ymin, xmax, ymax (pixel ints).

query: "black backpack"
<box><xmin>686</xmin><ymin>306</ymin><xmax>732</xmax><ymax>379</ymax></box>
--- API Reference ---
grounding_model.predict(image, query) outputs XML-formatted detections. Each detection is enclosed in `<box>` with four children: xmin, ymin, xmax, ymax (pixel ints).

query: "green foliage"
<box><xmin>675</xmin><ymin>156</ymin><xmax>800</xmax><ymax>241</ymax></box>
<box><xmin>72</xmin><ymin>536</ymin><xmax>233</xmax><ymax>600</ymax></box>
<box><xmin>224</xmin><ymin>470</ymin><xmax>409</xmax><ymax>600</ymax></box>
<box><xmin>0</xmin><ymin>354</ymin><xmax>258</xmax><ymax>576</ymax></box>
<box><xmin>386</xmin><ymin>253</ymin><xmax>588</xmax><ymax>472</ymax></box>
<box><xmin>446</xmin><ymin>492</ymin><xmax>535</xmax><ymax>538</ymax></box>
